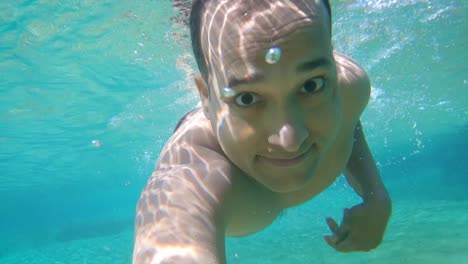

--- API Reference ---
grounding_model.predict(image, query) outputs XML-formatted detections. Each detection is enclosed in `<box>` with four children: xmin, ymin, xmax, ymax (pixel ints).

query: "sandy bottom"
<box><xmin>1</xmin><ymin>199</ymin><xmax>466</xmax><ymax>264</ymax></box>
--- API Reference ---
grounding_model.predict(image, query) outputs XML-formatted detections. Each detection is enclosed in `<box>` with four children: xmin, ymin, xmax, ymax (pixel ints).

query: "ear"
<box><xmin>194</xmin><ymin>74</ymin><xmax>210</xmax><ymax>119</ymax></box>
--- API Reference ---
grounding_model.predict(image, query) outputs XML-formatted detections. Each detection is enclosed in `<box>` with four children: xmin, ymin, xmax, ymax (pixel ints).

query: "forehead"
<box><xmin>200</xmin><ymin>0</ymin><xmax>329</xmax><ymax>83</ymax></box>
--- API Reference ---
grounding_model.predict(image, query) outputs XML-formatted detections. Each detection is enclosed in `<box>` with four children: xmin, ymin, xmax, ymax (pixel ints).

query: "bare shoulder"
<box><xmin>334</xmin><ymin>52</ymin><xmax>371</xmax><ymax>119</ymax></box>
<box><xmin>133</xmin><ymin>112</ymin><xmax>233</xmax><ymax>263</ymax></box>
<box><xmin>138</xmin><ymin>110</ymin><xmax>234</xmax><ymax>223</ymax></box>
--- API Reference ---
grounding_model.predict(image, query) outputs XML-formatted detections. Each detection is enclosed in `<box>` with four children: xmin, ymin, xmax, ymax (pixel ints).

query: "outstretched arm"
<box><xmin>325</xmin><ymin>121</ymin><xmax>391</xmax><ymax>252</ymax></box>
<box><xmin>133</xmin><ymin>157</ymin><xmax>231</xmax><ymax>264</ymax></box>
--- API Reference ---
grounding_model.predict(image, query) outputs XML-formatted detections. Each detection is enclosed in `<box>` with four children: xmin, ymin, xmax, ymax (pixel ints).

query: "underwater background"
<box><xmin>0</xmin><ymin>0</ymin><xmax>467</xmax><ymax>263</ymax></box>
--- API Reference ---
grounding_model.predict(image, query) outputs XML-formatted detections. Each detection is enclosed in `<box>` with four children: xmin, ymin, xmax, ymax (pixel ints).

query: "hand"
<box><xmin>324</xmin><ymin>199</ymin><xmax>391</xmax><ymax>252</ymax></box>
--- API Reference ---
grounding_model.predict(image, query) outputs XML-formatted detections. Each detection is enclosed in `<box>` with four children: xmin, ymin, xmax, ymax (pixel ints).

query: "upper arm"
<box><xmin>333</xmin><ymin>52</ymin><xmax>374</xmax><ymax>195</ymax></box>
<box><xmin>133</xmin><ymin>158</ymin><xmax>232</xmax><ymax>264</ymax></box>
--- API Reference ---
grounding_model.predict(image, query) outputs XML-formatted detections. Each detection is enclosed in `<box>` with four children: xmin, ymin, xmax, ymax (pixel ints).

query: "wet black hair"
<box><xmin>173</xmin><ymin>0</ymin><xmax>332</xmax><ymax>81</ymax></box>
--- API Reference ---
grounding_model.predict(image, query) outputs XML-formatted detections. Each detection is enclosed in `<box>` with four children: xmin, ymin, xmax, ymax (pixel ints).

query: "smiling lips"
<box><xmin>258</xmin><ymin>145</ymin><xmax>313</xmax><ymax>167</ymax></box>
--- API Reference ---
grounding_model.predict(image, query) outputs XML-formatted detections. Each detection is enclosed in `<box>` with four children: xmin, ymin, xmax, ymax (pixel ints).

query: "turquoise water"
<box><xmin>0</xmin><ymin>0</ymin><xmax>467</xmax><ymax>263</ymax></box>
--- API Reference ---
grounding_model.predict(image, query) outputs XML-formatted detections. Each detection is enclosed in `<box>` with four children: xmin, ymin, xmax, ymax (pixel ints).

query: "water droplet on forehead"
<box><xmin>265</xmin><ymin>47</ymin><xmax>282</xmax><ymax>64</ymax></box>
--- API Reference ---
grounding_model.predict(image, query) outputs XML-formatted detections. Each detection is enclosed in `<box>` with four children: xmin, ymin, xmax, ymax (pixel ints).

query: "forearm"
<box><xmin>344</xmin><ymin>121</ymin><xmax>390</xmax><ymax>205</ymax></box>
<box><xmin>133</xmin><ymin>213</ymin><xmax>226</xmax><ymax>264</ymax></box>
<box><xmin>133</xmin><ymin>168</ymin><xmax>228</xmax><ymax>264</ymax></box>
<box><xmin>133</xmin><ymin>200</ymin><xmax>226</xmax><ymax>264</ymax></box>
<box><xmin>133</xmin><ymin>243</ymin><xmax>224</xmax><ymax>264</ymax></box>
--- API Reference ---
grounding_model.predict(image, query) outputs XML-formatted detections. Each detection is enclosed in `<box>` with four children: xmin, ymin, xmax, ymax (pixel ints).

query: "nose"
<box><xmin>268</xmin><ymin>122</ymin><xmax>309</xmax><ymax>153</ymax></box>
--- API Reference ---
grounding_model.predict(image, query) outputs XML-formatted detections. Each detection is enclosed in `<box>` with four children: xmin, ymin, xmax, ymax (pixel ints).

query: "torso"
<box><xmin>155</xmin><ymin>53</ymin><xmax>370</xmax><ymax>237</ymax></box>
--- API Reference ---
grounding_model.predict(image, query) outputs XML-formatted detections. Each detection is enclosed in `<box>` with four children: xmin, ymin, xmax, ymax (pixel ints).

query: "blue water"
<box><xmin>0</xmin><ymin>0</ymin><xmax>467</xmax><ymax>263</ymax></box>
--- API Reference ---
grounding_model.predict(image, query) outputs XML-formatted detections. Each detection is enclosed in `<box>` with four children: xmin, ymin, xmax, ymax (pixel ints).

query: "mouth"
<box><xmin>257</xmin><ymin>145</ymin><xmax>313</xmax><ymax>167</ymax></box>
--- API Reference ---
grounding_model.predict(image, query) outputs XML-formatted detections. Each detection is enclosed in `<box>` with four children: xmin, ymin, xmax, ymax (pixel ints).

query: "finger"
<box><xmin>326</xmin><ymin>217</ymin><xmax>340</xmax><ymax>234</ymax></box>
<box><xmin>340</xmin><ymin>209</ymin><xmax>352</xmax><ymax>231</ymax></box>
<box><xmin>339</xmin><ymin>219</ymin><xmax>351</xmax><ymax>234</ymax></box>
<box><xmin>343</xmin><ymin>208</ymin><xmax>350</xmax><ymax>215</ymax></box>
<box><xmin>327</xmin><ymin>217</ymin><xmax>350</xmax><ymax>243</ymax></box>
<box><xmin>324</xmin><ymin>235</ymin><xmax>338</xmax><ymax>249</ymax></box>
<box><xmin>334</xmin><ymin>236</ymin><xmax>356</xmax><ymax>253</ymax></box>
<box><xmin>335</xmin><ymin>229</ymin><xmax>350</xmax><ymax>245</ymax></box>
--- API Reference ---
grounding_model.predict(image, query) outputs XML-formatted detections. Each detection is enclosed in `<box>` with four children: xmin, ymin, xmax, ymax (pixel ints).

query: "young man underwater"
<box><xmin>133</xmin><ymin>0</ymin><xmax>392</xmax><ymax>263</ymax></box>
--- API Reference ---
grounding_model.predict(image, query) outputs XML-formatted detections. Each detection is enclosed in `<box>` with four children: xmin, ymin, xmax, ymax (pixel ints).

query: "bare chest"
<box><xmin>224</xmin><ymin>131</ymin><xmax>354</xmax><ymax>236</ymax></box>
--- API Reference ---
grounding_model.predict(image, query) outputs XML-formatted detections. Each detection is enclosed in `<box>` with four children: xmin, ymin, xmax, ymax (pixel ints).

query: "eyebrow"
<box><xmin>297</xmin><ymin>58</ymin><xmax>331</xmax><ymax>72</ymax></box>
<box><xmin>226</xmin><ymin>58</ymin><xmax>331</xmax><ymax>88</ymax></box>
<box><xmin>227</xmin><ymin>72</ymin><xmax>265</xmax><ymax>88</ymax></box>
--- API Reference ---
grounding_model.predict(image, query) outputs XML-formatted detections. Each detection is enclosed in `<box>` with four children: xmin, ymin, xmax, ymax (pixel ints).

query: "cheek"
<box><xmin>217</xmin><ymin>113</ymin><xmax>257</xmax><ymax>145</ymax></box>
<box><xmin>315</xmin><ymin>95</ymin><xmax>343</xmax><ymax>140</ymax></box>
<box><xmin>305</xmin><ymin>93</ymin><xmax>342</xmax><ymax>139</ymax></box>
<box><xmin>216</xmin><ymin>113</ymin><xmax>259</xmax><ymax>161</ymax></box>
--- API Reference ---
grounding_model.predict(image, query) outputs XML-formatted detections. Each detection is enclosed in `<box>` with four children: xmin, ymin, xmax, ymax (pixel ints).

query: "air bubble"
<box><xmin>91</xmin><ymin>139</ymin><xmax>101</xmax><ymax>147</ymax></box>
<box><xmin>265</xmin><ymin>47</ymin><xmax>282</xmax><ymax>64</ymax></box>
<box><xmin>223</xmin><ymin>87</ymin><xmax>236</xmax><ymax>97</ymax></box>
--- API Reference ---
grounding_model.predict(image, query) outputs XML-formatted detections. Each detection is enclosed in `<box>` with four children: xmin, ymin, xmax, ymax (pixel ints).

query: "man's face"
<box><xmin>198</xmin><ymin>1</ymin><xmax>343</xmax><ymax>193</ymax></box>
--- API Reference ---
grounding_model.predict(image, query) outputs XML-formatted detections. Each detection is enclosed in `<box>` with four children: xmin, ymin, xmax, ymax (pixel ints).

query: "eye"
<box><xmin>234</xmin><ymin>92</ymin><xmax>259</xmax><ymax>107</ymax></box>
<box><xmin>300</xmin><ymin>77</ymin><xmax>326</xmax><ymax>94</ymax></box>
